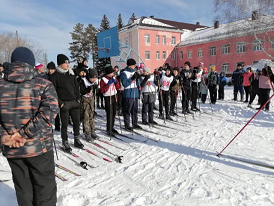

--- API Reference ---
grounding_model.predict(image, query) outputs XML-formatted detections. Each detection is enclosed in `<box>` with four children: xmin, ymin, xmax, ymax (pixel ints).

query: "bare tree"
<box><xmin>0</xmin><ymin>32</ymin><xmax>46</xmax><ymax>64</ymax></box>
<box><xmin>214</xmin><ymin>0</ymin><xmax>274</xmax><ymax>58</ymax></box>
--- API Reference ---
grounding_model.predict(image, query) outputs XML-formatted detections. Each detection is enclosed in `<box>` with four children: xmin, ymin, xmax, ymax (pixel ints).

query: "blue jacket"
<box><xmin>232</xmin><ymin>68</ymin><xmax>245</xmax><ymax>86</ymax></box>
<box><xmin>121</xmin><ymin>67</ymin><xmax>140</xmax><ymax>99</ymax></box>
<box><xmin>218</xmin><ymin>75</ymin><xmax>228</xmax><ymax>87</ymax></box>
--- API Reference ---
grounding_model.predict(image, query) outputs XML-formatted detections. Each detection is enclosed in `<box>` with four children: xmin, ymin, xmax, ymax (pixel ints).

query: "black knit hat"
<box><xmin>237</xmin><ymin>63</ymin><xmax>242</xmax><ymax>67</ymax></box>
<box><xmin>83</xmin><ymin>57</ymin><xmax>87</xmax><ymax>62</ymax></box>
<box><xmin>166</xmin><ymin>66</ymin><xmax>173</xmax><ymax>73</ymax></box>
<box><xmin>173</xmin><ymin>67</ymin><xmax>179</xmax><ymax>72</ymax></box>
<box><xmin>0</xmin><ymin>64</ymin><xmax>2</xmax><ymax>67</ymax></box>
<box><xmin>88</xmin><ymin>69</ymin><xmax>98</xmax><ymax>78</ymax></box>
<box><xmin>11</xmin><ymin>47</ymin><xmax>35</xmax><ymax>66</ymax></box>
<box><xmin>105</xmin><ymin>65</ymin><xmax>115</xmax><ymax>74</ymax></box>
<box><xmin>47</xmin><ymin>61</ymin><xmax>56</xmax><ymax>70</ymax></box>
<box><xmin>57</xmin><ymin>54</ymin><xmax>69</xmax><ymax>65</ymax></box>
<box><xmin>184</xmin><ymin>61</ymin><xmax>191</xmax><ymax>67</ymax></box>
<box><xmin>127</xmin><ymin>58</ymin><xmax>136</xmax><ymax>66</ymax></box>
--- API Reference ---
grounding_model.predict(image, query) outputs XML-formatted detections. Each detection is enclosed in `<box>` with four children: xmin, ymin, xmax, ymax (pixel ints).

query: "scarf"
<box><xmin>56</xmin><ymin>66</ymin><xmax>75</xmax><ymax>75</ymax></box>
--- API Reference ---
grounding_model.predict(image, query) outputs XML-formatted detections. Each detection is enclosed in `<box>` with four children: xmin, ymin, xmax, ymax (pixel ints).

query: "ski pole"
<box><xmin>217</xmin><ymin>93</ymin><xmax>274</xmax><ymax>157</ymax></box>
<box><xmin>158</xmin><ymin>79</ymin><xmax>166</xmax><ymax>123</ymax></box>
<box><xmin>114</xmin><ymin>83</ymin><xmax>122</xmax><ymax>134</ymax></box>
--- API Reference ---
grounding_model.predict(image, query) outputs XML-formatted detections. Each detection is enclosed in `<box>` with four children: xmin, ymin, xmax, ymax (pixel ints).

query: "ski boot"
<box><xmin>74</xmin><ymin>136</ymin><xmax>84</xmax><ymax>149</ymax></box>
<box><xmin>85</xmin><ymin>134</ymin><xmax>93</xmax><ymax>143</ymax></box>
<box><xmin>159</xmin><ymin>113</ymin><xmax>164</xmax><ymax>119</ymax></box>
<box><xmin>133</xmin><ymin>124</ymin><xmax>142</xmax><ymax>129</ymax></box>
<box><xmin>112</xmin><ymin>128</ymin><xmax>119</xmax><ymax>135</ymax></box>
<box><xmin>125</xmin><ymin>126</ymin><xmax>133</xmax><ymax>132</ymax></box>
<box><xmin>233</xmin><ymin>93</ymin><xmax>237</xmax><ymax>101</ymax></box>
<box><xmin>166</xmin><ymin>115</ymin><xmax>173</xmax><ymax>121</ymax></box>
<box><xmin>62</xmin><ymin>140</ymin><xmax>72</xmax><ymax>153</ymax></box>
<box><xmin>240</xmin><ymin>94</ymin><xmax>244</xmax><ymax>102</ymax></box>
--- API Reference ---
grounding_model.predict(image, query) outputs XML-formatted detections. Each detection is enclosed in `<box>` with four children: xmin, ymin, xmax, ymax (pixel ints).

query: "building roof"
<box><xmin>154</xmin><ymin>18</ymin><xmax>206</xmax><ymax>31</ymax></box>
<box><xmin>179</xmin><ymin>15</ymin><xmax>274</xmax><ymax>47</ymax></box>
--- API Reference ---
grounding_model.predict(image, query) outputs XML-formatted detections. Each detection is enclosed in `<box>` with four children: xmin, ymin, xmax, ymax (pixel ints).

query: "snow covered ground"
<box><xmin>1</xmin><ymin>87</ymin><xmax>274</xmax><ymax>206</ymax></box>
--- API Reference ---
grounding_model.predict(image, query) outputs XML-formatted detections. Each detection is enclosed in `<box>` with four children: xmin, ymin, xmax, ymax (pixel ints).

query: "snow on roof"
<box><xmin>179</xmin><ymin>15</ymin><xmax>274</xmax><ymax>46</ymax></box>
<box><xmin>141</xmin><ymin>18</ymin><xmax>175</xmax><ymax>28</ymax></box>
<box><xmin>253</xmin><ymin>59</ymin><xmax>274</xmax><ymax>69</ymax></box>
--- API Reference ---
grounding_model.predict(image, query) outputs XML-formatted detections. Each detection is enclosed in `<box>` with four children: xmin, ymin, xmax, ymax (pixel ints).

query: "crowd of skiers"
<box><xmin>0</xmin><ymin>46</ymin><xmax>274</xmax><ymax>206</ymax></box>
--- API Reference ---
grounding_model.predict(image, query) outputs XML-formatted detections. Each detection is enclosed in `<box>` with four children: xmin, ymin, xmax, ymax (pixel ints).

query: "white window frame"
<box><xmin>156</xmin><ymin>35</ymin><xmax>160</xmax><ymax>44</ymax></box>
<box><xmin>144</xmin><ymin>34</ymin><xmax>150</xmax><ymax>44</ymax></box>
<box><xmin>179</xmin><ymin>51</ymin><xmax>183</xmax><ymax>59</ymax></box>
<box><xmin>171</xmin><ymin>51</ymin><xmax>175</xmax><ymax>60</ymax></box>
<box><xmin>163</xmin><ymin>51</ymin><xmax>166</xmax><ymax>60</ymax></box>
<box><xmin>197</xmin><ymin>49</ymin><xmax>204</xmax><ymax>58</ymax></box>
<box><xmin>222</xmin><ymin>63</ymin><xmax>229</xmax><ymax>73</ymax></box>
<box><xmin>253</xmin><ymin>40</ymin><xmax>262</xmax><ymax>51</ymax></box>
<box><xmin>172</xmin><ymin>36</ymin><xmax>176</xmax><ymax>45</ymax></box>
<box><xmin>156</xmin><ymin>51</ymin><xmax>160</xmax><ymax>60</ymax></box>
<box><xmin>187</xmin><ymin>50</ymin><xmax>192</xmax><ymax>59</ymax></box>
<box><xmin>162</xmin><ymin>35</ymin><xmax>166</xmax><ymax>45</ymax></box>
<box><xmin>209</xmin><ymin>46</ymin><xmax>216</xmax><ymax>56</ymax></box>
<box><xmin>145</xmin><ymin>51</ymin><xmax>150</xmax><ymax>60</ymax></box>
<box><xmin>236</xmin><ymin>42</ymin><xmax>246</xmax><ymax>53</ymax></box>
<box><xmin>222</xmin><ymin>44</ymin><xmax>230</xmax><ymax>55</ymax></box>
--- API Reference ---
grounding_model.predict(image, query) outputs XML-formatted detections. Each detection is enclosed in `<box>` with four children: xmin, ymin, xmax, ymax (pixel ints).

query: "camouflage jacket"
<box><xmin>0</xmin><ymin>62</ymin><xmax>59</xmax><ymax>158</ymax></box>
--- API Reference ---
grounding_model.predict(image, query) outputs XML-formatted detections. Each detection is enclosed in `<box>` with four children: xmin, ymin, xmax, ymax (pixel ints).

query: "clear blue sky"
<box><xmin>0</xmin><ymin>0</ymin><xmax>214</xmax><ymax>67</ymax></box>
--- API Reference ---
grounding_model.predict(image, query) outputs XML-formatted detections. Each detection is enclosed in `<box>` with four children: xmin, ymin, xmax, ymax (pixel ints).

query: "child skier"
<box><xmin>200</xmin><ymin>67</ymin><xmax>208</xmax><ymax>103</ymax></box>
<box><xmin>207</xmin><ymin>66</ymin><xmax>219</xmax><ymax>104</ymax></box>
<box><xmin>218</xmin><ymin>72</ymin><xmax>228</xmax><ymax>100</ymax></box>
<box><xmin>140</xmin><ymin>67</ymin><xmax>157</xmax><ymax>125</ymax></box>
<box><xmin>159</xmin><ymin>66</ymin><xmax>174</xmax><ymax>120</ymax></box>
<box><xmin>170</xmin><ymin>67</ymin><xmax>181</xmax><ymax>116</ymax></box>
<box><xmin>242</xmin><ymin>67</ymin><xmax>254</xmax><ymax>102</ymax></box>
<box><xmin>79</xmin><ymin>69</ymin><xmax>99</xmax><ymax>142</ymax></box>
<box><xmin>100</xmin><ymin>65</ymin><xmax>121</xmax><ymax>135</ymax></box>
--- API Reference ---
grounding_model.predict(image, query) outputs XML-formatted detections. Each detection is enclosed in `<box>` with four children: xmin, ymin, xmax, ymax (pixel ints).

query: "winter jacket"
<box><xmin>49</xmin><ymin>69</ymin><xmax>80</xmax><ymax>106</ymax></box>
<box><xmin>259</xmin><ymin>75</ymin><xmax>272</xmax><ymax>89</ymax></box>
<box><xmin>121</xmin><ymin>67</ymin><xmax>140</xmax><ymax>99</ymax></box>
<box><xmin>180</xmin><ymin>69</ymin><xmax>194</xmax><ymax>88</ymax></box>
<box><xmin>200</xmin><ymin>74</ymin><xmax>208</xmax><ymax>95</ymax></box>
<box><xmin>208</xmin><ymin>71</ymin><xmax>219</xmax><ymax>86</ymax></box>
<box><xmin>0</xmin><ymin>62</ymin><xmax>59</xmax><ymax>158</ymax></box>
<box><xmin>79</xmin><ymin>77</ymin><xmax>98</xmax><ymax>97</ymax></box>
<box><xmin>100</xmin><ymin>75</ymin><xmax>121</xmax><ymax>96</ymax></box>
<box><xmin>232</xmin><ymin>68</ymin><xmax>245</xmax><ymax>86</ymax></box>
<box><xmin>170</xmin><ymin>75</ymin><xmax>181</xmax><ymax>91</ymax></box>
<box><xmin>140</xmin><ymin>74</ymin><xmax>157</xmax><ymax>93</ymax></box>
<box><xmin>242</xmin><ymin>72</ymin><xmax>253</xmax><ymax>86</ymax></box>
<box><xmin>251</xmin><ymin>75</ymin><xmax>260</xmax><ymax>93</ymax></box>
<box><xmin>218</xmin><ymin>74</ymin><xmax>228</xmax><ymax>88</ymax></box>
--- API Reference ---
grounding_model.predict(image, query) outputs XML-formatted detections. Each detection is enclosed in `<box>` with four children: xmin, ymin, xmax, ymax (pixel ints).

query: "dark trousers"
<box><xmin>104</xmin><ymin>95</ymin><xmax>117</xmax><ymax>132</ymax></box>
<box><xmin>218</xmin><ymin>87</ymin><xmax>224</xmax><ymax>100</ymax></box>
<box><xmin>159</xmin><ymin>90</ymin><xmax>170</xmax><ymax>116</ymax></box>
<box><xmin>55</xmin><ymin>114</ymin><xmax>60</xmax><ymax>130</ymax></box>
<box><xmin>249</xmin><ymin>92</ymin><xmax>260</xmax><ymax>104</ymax></box>
<box><xmin>182</xmin><ymin>86</ymin><xmax>191</xmax><ymax>111</ymax></box>
<box><xmin>234</xmin><ymin>85</ymin><xmax>244</xmax><ymax>94</ymax></box>
<box><xmin>123</xmin><ymin>98</ymin><xmax>138</xmax><ymax>128</ymax></box>
<box><xmin>208</xmin><ymin>85</ymin><xmax>217</xmax><ymax>103</ymax></box>
<box><xmin>191</xmin><ymin>82</ymin><xmax>199</xmax><ymax>108</ymax></box>
<box><xmin>117</xmin><ymin>90</ymin><xmax>123</xmax><ymax>111</ymax></box>
<box><xmin>244</xmin><ymin>86</ymin><xmax>251</xmax><ymax>101</ymax></box>
<box><xmin>96</xmin><ymin>90</ymin><xmax>104</xmax><ymax>107</ymax></box>
<box><xmin>142</xmin><ymin>93</ymin><xmax>155</xmax><ymax>123</ymax></box>
<box><xmin>259</xmin><ymin>88</ymin><xmax>271</xmax><ymax>110</ymax></box>
<box><xmin>8</xmin><ymin>151</ymin><xmax>56</xmax><ymax>206</ymax></box>
<box><xmin>170</xmin><ymin>90</ymin><xmax>178</xmax><ymax>113</ymax></box>
<box><xmin>201</xmin><ymin>94</ymin><xmax>207</xmax><ymax>103</ymax></box>
<box><xmin>60</xmin><ymin>100</ymin><xmax>80</xmax><ymax>141</ymax></box>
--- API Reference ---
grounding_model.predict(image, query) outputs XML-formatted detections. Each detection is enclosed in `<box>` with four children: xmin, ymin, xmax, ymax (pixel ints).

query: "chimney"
<box><xmin>150</xmin><ymin>15</ymin><xmax>154</xmax><ymax>18</ymax></box>
<box><xmin>214</xmin><ymin>21</ymin><xmax>219</xmax><ymax>29</ymax></box>
<box><xmin>252</xmin><ymin>11</ymin><xmax>258</xmax><ymax>20</ymax></box>
<box><xmin>196</xmin><ymin>22</ymin><xmax>200</xmax><ymax>25</ymax></box>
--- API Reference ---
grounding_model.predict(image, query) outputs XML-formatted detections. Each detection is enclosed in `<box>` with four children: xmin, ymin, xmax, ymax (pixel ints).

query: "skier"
<box><xmin>207</xmin><ymin>66</ymin><xmax>219</xmax><ymax>104</ymax></box>
<box><xmin>100</xmin><ymin>65</ymin><xmax>121</xmax><ymax>135</ymax></box>
<box><xmin>0</xmin><ymin>47</ymin><xmax>58</xmax><ymax>206</ymax></box>
<box><xmin>140</xmin><ymin>67</ymin><xmax>157</xmax><ymax>125</ymax></box>
<box><xmin>200</xmin><ymin>67</ymin><xmax>209</xmax><ymax>103</ymax></box>
<box><xmin>242</xmin><ymin>67</ymin><xmax>254</xmax><ymax>102</ymax></box>
<box><xmin>50</xmin><ymin>54</ymin><xmax>84</xmax><ymax>152</ymax></box>
<box><xmin>218</xmin><ymin>72</ymin><xmax>228</xmax><ymax>100</ymax></box>
<box><xmin>170</xmin><ymin>67</ymin><xmax>181</xmax><ymax>115</ymax></box>
<box><xmin>79</xmin><ymin>69</ymin><xmax>99</xmax><ymax>141</ymax></box>
<box><xmin>248</xmin><ymin>69</ymin><xmax>261</xmax><ymax>108</ymax></box>
<box><xmin>180</xmin><ymin>61</ymin><xmax>194</xmax><ymax>114</ymax></box>
<box><xmin>191</xmin><ymin>62</ymin><xmax>203</xmax><ymax>111</ymax></box>
<box><xmin>120</xmin><ymin>58</ymin><xmax>142</xmax><ymax>131</ymax></box>
<box><xmin>114</xmin><ymin>65</ymin><xmax>123</xmax><ymax>116</ymax></box>
<box><xmin>159</xmin><ymin>66</ymin><xmax>174</xmax><ymax>120</ymax></box>
<box><xmin>232</xmin><ymin>63</ymin><xmax>245</xmax><ymax>101</ymax></box>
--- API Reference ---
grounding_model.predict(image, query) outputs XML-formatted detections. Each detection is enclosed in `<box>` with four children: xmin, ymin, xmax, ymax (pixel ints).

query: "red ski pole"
<box><xmin>217</xmin><ymin>93</ymin><xmax>274</xmax><ymax>157</ymax></box>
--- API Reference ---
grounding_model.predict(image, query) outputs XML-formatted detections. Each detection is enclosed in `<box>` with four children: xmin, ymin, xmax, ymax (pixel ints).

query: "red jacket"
<box><xmin>100</xmin><ymin>75</ymin><xmax>121</xmax><ymax>95</ymax></box>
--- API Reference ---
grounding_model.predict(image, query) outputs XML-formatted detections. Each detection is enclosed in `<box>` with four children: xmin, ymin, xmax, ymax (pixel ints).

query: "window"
<box><xmin>162</xmin><ymin>35</ymin><xmax>166</xmax><ymax>44</ymax></box>
<box><xmin>236</xmin><ymin>42</ymin><xmax>246</xmax><ymax>53</ymax></box>
<box><xmin>172</xmin><ymin>37</ymin><xmax>176</xmax><ymax>45</ymax></box>
<box><xmin>197</xmin><ymin>49</ymin><xmax>204</xmax><ymax>58</ymax></box>
<box><xmin>125</xmin><ymin>37</ymin><xmax>129</xmax><ymax>46</ymax></box>
<box><xmin>222</xmin><ymin>44</ymin><xmax>230</xmax><ymax>54</ymax></box>
<box><xmin>187</xmin><ymin>50</ymin><xmax>192</xmax><ymax>59</ymax></box>
<box><xmin>209</xmin><ymin>46</ymin><xmax>216</xmax><ymax>56</ymax></box>
<box><xmin>171</xmin><ymin>51</ymin><xmax>175</xmax><ymax>60</ymax></box>
<box><xmin>144</xmin><ymin>34</ymin><xmax>150</xmax><ymax>43</ymax></box>
<box><xmin>156</xmin><ymin>35</ymin><xmax>160</xmax><ymax>44</ymax></box>
<box><xmin>271</xmin><ymin>38</ymin><xmax>274</xmax><ymax>49</ymax></box>
<box><xmin>180</xmin><ymin>51</ymin><xmax>183</xmax><ymax>59</ymax></box>
<box><xmin>222</xmin><ymin>63</ymin><xmax>229</xmax><ymax>73</ymax></box>
<box><xmin>156</xmin><ymin>51</ymin><xmax>160</xmax><ymax>60</ymax></box>
<box><xmin>163</xmin><ymin>51</ymin><xmax>166</xmax><ymax>60</ymax></box>
<box><xmin>145</xmin><ymin>51</ymin><xmax>150</xmax><ymax>60</ymax></box>
<box><xmin>253</xmin><ymin>40</ymin><xmax>262</xmax><ymax>51</ymax></box>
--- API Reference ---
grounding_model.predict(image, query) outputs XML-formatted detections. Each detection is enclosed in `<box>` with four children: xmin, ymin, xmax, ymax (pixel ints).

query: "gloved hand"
<box><xmin>131</xmin><ymin>72</ymin><xmax>137</xmax><ymax>80</ymax></box>
<box><xmin>144</xmin><ymin>74</ymin><xmax>150</xmax><ymax>80</ymax></box>
<box><xmin>135</xmin><ymin>72</ymin><xmax>141</xmax><ymax>79</ymax></box>
<box><xmin>93</xmin><ymin>83</ymin><xmax>98</xmax><ymax>90</ymax></box>
<box><xmin>107</xmin><ymin>78</ymin><xmax>115</xmax><ymax>85</ymax></box>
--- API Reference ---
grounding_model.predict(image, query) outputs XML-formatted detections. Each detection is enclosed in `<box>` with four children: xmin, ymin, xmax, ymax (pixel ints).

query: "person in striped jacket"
<box><xmin>100</xmin><ymin>65</ymin><xmax>121</xmax><ymax>135</ymax></box>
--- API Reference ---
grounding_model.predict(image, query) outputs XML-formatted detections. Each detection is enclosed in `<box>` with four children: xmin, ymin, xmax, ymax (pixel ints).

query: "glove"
<box><xmin>93</xmin><ymin>83</ymin><xmax>98</xmax><ymax>90</ymax></box>
<box><xmin>107</xmin><ymin>78</ymin><xmax>115</xmax><ymax>85</ymax></box>
<box><xmin>144</xmin><ymin>74</ymin><xmax>150</xmax><ymax>80</ymax></box>
<box><xmin>113</xmin><ymin>78</ymin><xmax>117</xmax><ymax>84</ymax></box>
<box><xmin>131</xmin><ymin>73</ymin><xmax>137</xmax><ymax>80</ymax></box>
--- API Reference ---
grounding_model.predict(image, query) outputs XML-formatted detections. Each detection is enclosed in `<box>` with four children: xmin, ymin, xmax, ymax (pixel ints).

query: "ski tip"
<box><xmin>103</xmin><ymin>158</ymin><xmax>112</xmax><ymax>162</ymax></box>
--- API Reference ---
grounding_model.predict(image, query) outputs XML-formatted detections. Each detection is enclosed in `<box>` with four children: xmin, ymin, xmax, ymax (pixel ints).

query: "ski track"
<box><xmin>1</xmin><ymin>87</ymin><xmax>274</xmax><ymax>206</ymax></box>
